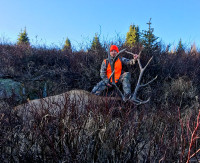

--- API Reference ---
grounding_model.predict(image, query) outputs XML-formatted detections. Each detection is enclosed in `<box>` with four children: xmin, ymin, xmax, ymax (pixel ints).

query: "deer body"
<box><xmin>15</xmin><ymin>90</ymin><xmax>94</xmax><ymax>114</ymax></box>
<box><xmin>15</xmin><ymin>89</ymin><xmax>121</xmax><ymax>124</ymax></box>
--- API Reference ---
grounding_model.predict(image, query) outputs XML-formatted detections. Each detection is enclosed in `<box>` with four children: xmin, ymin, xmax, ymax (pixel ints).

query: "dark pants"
<box><xmin>91</xmin><ymin>72</ymin><xmax>131</xmax><ymax>96</ymax></box>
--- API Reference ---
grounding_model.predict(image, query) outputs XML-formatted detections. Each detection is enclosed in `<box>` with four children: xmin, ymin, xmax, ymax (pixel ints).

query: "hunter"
<box><xmin>92</xmin><ymin>45</ymin><xmax>138</xmax><ymax>100</ymax></box>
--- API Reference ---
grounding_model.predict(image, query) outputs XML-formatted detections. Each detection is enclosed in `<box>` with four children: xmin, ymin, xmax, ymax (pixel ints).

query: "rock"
<box><xmin>0</xmin><ymin>78</ymin><xmax>25</xmax><ymax>101</ymax></box>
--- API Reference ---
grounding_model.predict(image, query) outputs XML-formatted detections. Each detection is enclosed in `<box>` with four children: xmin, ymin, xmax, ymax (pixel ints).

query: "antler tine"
<box><xmin>107</xmin><ymin>45</ymin><xmax>114</xmax><ymax>84</ymax></box>
<box><xmin>132</xmin><ymin>97</ymin><xmax>150</xmax><ymax>105</ymax></box>
<box><xmin>144</xmin><ymin>56</ymin><xmax>153</xmax><ymax>70</ymax></box>
<box><xmin>125</xmin><ymin>47</ymin><xmax>143</xmax><ymax>57</ymax></box>
<box><xmin>113</xmin><ymin>49</ymin><xmax>126</xmax><ymax>62</ymax></box>
<box><xmin>108</xmin><ymin>70</ymin><xmax>115</xmax><ymax>81</ymax></box>
<box><xmin>140</xmin><ymin>75</ymin><xmax>158</xmax><ymax>87</ymax></box>
<box><xmin>138</xmin><ymin>48</ymin><xmax>143</xmax><ymax>57</ymax></box>
<box><xmin>112</xmin><ymin>82</ymin><xmax>126</xmax><ymax>101</ymax></box>
<box><xmin>125</xmin><ymin>50</ymin><xmax>143</xmax><ymax>70</ymax></box>
<box><xmin>125</xmin><ymin>48</ymin><xmax>157</xmax><ymax>104</ymax></box>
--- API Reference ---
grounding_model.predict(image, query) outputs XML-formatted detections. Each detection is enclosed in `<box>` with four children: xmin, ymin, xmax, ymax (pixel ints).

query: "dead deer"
<box><xmin>14</xmin><ymin>89</ymin><xmax>122</xmax><ymax>124</ymax></box>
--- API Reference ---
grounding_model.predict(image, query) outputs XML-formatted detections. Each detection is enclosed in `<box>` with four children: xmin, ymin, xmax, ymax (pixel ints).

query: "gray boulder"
<box><xmin>0</xmin><ymin>78</ymin><xmax>25</xmax><ymax>101</ymax></box>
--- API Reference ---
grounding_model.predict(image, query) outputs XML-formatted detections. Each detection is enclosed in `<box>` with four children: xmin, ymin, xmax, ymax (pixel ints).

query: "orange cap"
<box><xmin>110</xmin><ymin>45</ymin><xmax>119</xmax><ymax>53</ymax></box>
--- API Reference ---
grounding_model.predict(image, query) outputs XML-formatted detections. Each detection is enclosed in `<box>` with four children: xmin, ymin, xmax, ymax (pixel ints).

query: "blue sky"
<box><xmin>0</xmin><ymin>0</ymin><xmax>200</xmax><ymax>50</ymax></box>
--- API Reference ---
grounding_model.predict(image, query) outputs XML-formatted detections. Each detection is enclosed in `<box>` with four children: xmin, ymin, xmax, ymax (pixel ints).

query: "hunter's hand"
<box><xmin>134</xmin><ymin>54</ymin><xmax>139</xmax><ymax>60</ymax></box>
<box><xmin>107</xmin><ymin>83</ymin><xmax>112</xmax><ymax>87</ymax></box>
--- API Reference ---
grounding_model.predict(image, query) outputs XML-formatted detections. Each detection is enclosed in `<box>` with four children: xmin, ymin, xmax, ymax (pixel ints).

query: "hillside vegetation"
<box><xmin>1</xmin><ymin>21</ymin><xmax>200</xmax><ymax>162</ymax></box>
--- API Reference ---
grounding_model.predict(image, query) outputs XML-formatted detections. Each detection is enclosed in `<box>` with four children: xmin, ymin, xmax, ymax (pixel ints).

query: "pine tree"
<box><xmin>90</xmin><ymin>33</ymin><xmax>103</xmax><ymax>51</ymax></box>
<box><xmin>62</xmin><ymin>37</ymin><xmax>72</xmax><ymax>52</ymax></box>
<box><xmin>135</xmin><ymin>25</ymin><xmax>140</xmax><ymax>43</ymax></box>
<box><xmin>142</xmin><ymin>18</ymin><xmax>159</xmax><ymax>57</ymax></box>
<box><xmin>125</xmin><ymin>25</ymin><xmax>140</xmax><ymax>48</ymax></box>
<box><xmin>17</xmin><ymin>27</ymin><xmax>30</xmax><ymax>45</ymax></box>
<box><xmin>177</xmin><ymin>39</ymin><xmax>184</xmax><ymax>54</ymax></box>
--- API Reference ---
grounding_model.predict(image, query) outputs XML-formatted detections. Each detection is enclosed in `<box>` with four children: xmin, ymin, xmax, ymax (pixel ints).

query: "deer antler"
<box><xmin>107</xmin><ymin>46</ymin><xmax>157</xmax><ymax>104</ymax></box>
<box><xmin>125</xmin><ymin>49</ymin><xmax>157</xmax><ymax>104</ymax></box>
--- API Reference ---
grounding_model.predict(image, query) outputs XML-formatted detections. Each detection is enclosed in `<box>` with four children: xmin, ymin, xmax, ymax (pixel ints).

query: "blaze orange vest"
<box><xmin>104</xmin><ymin>58</ymin><xmax>122</xmax><ymax>83</ymax></box>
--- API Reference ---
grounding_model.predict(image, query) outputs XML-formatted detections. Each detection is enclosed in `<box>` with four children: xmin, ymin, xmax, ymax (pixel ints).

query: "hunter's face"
<box><xmin>110</xmin><ymin>50</ymin><xmax>118</xmax><ymax>57</ymax></box>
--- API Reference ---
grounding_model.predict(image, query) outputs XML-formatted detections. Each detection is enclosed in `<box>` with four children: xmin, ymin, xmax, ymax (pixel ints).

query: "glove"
<box><xmin>129</xmin><ymin>59</ymin><xmax>136</xmax><ymax>65</ymax></box>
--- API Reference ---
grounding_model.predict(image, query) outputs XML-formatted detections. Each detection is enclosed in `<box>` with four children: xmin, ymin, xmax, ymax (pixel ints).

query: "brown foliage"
<box><xmin>1</xmin><ymin>43</ymin><xmax>200</xmax><ymax>161</ymax></box>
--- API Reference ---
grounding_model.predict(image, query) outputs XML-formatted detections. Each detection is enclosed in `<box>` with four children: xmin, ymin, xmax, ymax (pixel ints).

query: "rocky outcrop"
<box><xmin>0</xmin><ymin>78</ymin><xmax>25</xmax><ymax>101</ymax></box>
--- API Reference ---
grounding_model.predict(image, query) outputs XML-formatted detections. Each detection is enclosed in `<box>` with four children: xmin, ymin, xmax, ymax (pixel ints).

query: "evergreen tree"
<box><xmin>62</xmin><ymin>37</ymin><xmax>72</xmax><ymax>52</ymax></box>
<box><xmin>17</xmin><ymin>27</ymin><xmax>30</xmax><ymax>45</ymax></box>
<box><xmin>90</xmin><ymin>33</ymin><xmax>103</xmax><ymax>51</ymax></box>
<box><xmin>177</xmin><ymin>39</ymin><xmax>184</xmax><ymax>54</ymax></box>
<box><xmin>125</xmin><ymin>24</ymin><xmax>140</xmax><ymax>48</ymax></box>
<box><xmin>135</xmin><ymin>25</ymin><xmax>140</xmax><ymax>43</ymax></box>
<box><xmin>142</xmin><ymin>18</ymin><xmax>159</xmax><ymax>57</ymax></box>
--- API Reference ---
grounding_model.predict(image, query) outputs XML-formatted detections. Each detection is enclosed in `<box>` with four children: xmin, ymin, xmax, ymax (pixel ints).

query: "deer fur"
<box><xmin>15</xmin><ymin>89</ymin><xmax>121</xmax><ymax>124</ymax></box>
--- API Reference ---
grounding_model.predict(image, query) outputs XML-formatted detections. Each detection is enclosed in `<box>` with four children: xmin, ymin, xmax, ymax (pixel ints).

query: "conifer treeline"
<box><xmin>16</xmin><ymin>19</ymin><xmax>195</xmax><ymax>54</ymax></box>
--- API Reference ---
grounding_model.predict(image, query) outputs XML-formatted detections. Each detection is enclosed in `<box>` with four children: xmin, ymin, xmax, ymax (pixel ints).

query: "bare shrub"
<box><xmin>1</xmin><ymin>41</ymin><xmax>200</xmax><ymax>162</ymax></box>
